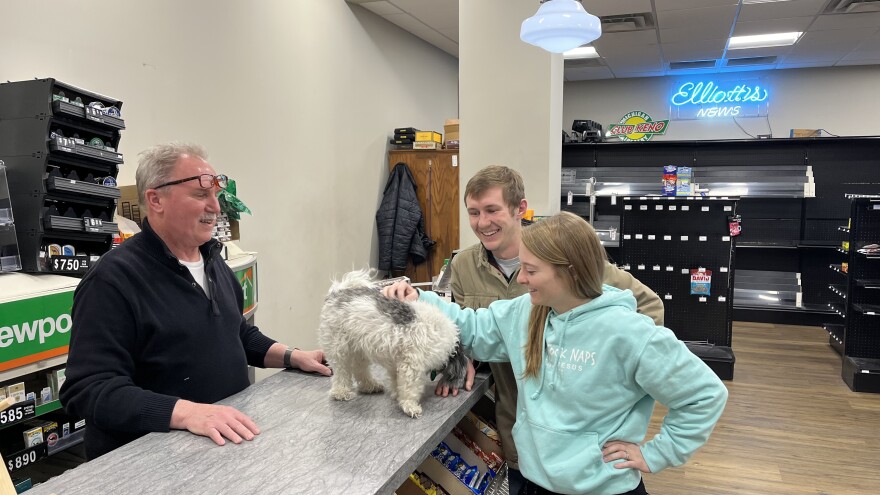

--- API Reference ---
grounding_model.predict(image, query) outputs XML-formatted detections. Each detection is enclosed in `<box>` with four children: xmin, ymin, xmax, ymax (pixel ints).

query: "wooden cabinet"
<box><xmin>388</xmin><ymin>149</ymin><xmax>459</xmax><ymax>284</ymax></box>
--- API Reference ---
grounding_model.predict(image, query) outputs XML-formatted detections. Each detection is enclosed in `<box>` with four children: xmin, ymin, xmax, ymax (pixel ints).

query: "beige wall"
<box><xmin>563</xmin><ymin>65</ymin><xmax>880</xmax><ymax>140</ymax></box>
<box><xmin>459</xmin><ymin>0</ymin><xmax>564</xmax><ymax>249</ymax></box>
<box><xmin>0</xmin><ymin>1</ymin><xmax>458</xmax><ymax>379</ymax></box>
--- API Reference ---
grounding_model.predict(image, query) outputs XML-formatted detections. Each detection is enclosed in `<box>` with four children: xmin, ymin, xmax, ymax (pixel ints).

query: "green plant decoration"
<box><xmin>217</xmin><ymin>178</ymin><xmax>252</xmax><ymax>221</ymax></box>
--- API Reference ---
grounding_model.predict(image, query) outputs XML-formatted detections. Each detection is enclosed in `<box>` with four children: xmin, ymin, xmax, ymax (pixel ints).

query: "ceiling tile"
<box><xmin>564</xmin><ymin>66</ymin><xmax>615</xmax><ymax>81</ymax></box>
<box><xmin>596</xmin><ymin>42</ymin><xmax>661</xmax><ymax>57</ymax></box>
<box><xmin>585</xmin><ymin>0</ymin><xmax>653</xmax><ymax>17</ymax></box>
<box><xmin>841</xmin><ymin>47</ymin><xmax>880</xmax><ymax>61</ymax></box>
<box><xmin>783</xmin><ymin>42</ymin><xmax>854</xmax><ymax>63</ymax></box>
<box><xmin>593</xmin><ymin>30</ymin><xmax>659</xmax><ymax>49</ymax></box>
<box><xmin>356</xmin><ymin>1</ymin><xmax>404</xmax><ymax>16</ymax></box>
<box><xmin>738</xmin><ymin>0</ymin><xmax>826</xmax><ymax>22</ymax></box>
<box><xmin>383</xmin><ymin>13</ymin><xmax>431</xmax><ymax>32</ymax></box>
<box><xmin>604</xmin><ymin>46</ymin><xmax>665</xmax><ymax>71</ymax></box>
<box><xmin>836</xmin><ymin>59</ymin><xmax>880</xmax><ymax>66</ymax></box>
<box><xmin>657</xmin><ymin>5</ymin><xmax>737</xmax><ymax>30</ymax></box>
<box><xmin>663</xmin><ymin>40</ymin><xmax>726</xmax><ymax>62</ymax></box>
<box><xmin>436</xmin><ymin>28</ymin><xmax>457</xmax><ymax>41</ymax></box>
<box><xmin>798</xmin><ymin>27</ymin><xmax>878</xmax><ymax>45</ymax></box>
<box><xmin>655</xmin><ymin>0</ymin><xmax>738</xmax><ymax>11</ymax></box>
<box><xmin>856</xmin><ymin>31</ymin><xmax>880</xmax><ymax>50</ymax></box>
<box><xmin>777</xmin><ymin>61</ymin><xmax>832</xmax><ymax>69</ymax></box>
<box><xmin>811</xmin><ymin>12</ymin><xmax>880</xmax><ymax>30</ymax></box>
<box><xmin>660</xmin><ymin>25</ymin><xmax>732</xmax><ymax>44</ymax></box>
<box><xmin>612</xmin><ymin>70</ymin><xmax>669</xmax><ymax>79</ymax></box>
<box><xmin>733</xmin><ymin>17</ymin><xmax>815</xmax><ymax>36</ymax></box>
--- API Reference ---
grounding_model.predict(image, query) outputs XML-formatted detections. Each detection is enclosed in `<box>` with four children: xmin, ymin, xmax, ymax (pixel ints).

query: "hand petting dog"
<box><xmin>381</xmin><ymin>280</ymin><xmax>475</xmax><ymax>397</ymax></box>
<box><xmin>381</xmin><ymin>280</ymin><xmax>419</xmax><ymax>301</ymax></box>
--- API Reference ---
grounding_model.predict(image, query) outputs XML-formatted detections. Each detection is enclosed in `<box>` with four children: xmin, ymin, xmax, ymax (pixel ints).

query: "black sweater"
<box><xmin>60</xmin><ymin>219</ymin><xmax>276</xmax><ymax>459</ymax></box>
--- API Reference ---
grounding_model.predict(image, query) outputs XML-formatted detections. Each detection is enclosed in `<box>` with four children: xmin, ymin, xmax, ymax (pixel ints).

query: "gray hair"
<box><xmin>135</xmin><ymin>142</ymin><xmax>208</xmax><ymax>210</ymax></box>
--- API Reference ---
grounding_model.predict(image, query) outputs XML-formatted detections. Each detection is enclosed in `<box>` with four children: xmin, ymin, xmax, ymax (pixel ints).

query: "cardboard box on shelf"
<box><xmin>790</xmin><ymin>128</ymin><xmax>822</xmax><ymax>138</ymax></box>
<box><xmin>413</xmin><ymin>141</ymin><xmax>440</xmax><ymax>150</ymax></box>
<box><xmin>444</xmin><ymin>119</ymin><xmax>460</xmax><ymax>144</ymax></box>
<box><xmin>415</xmin><ymin>131</ymin><xmax>442</xmax><ymax>143</ymax></box>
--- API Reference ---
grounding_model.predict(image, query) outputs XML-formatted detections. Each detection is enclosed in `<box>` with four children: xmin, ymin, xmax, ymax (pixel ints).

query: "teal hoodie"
<box><xmin>420</xmin><ymin>285</ymin><xmax>728</xmax><ymax>495</ymax></box>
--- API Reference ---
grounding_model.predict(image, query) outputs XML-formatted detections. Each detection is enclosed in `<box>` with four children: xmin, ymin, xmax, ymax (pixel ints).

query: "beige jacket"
<box><xmin>449</xmin><ymin>243</ymin><xmax>664</xmax><ymax>469</ymax></box>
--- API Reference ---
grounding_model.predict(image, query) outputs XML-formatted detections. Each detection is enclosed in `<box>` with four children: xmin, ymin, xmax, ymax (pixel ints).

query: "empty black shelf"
<box><xmin>49</xmin><ymin>140</ymin><xmax>123</xmax><ymax>164</ymax></box>
<box><xmin>852</xmin><ymin>304</ymin><xmax>880</xmax><ymax>315</ymax></box>
<box><xmin>43</xmin><ymin>215</ymin><xmax>117</xmax><ymax>235</ymax></box>
<box><xmin>46</xmin><ymin>176</ymin><xmax>121</xmax><ymax>200</ymax></box>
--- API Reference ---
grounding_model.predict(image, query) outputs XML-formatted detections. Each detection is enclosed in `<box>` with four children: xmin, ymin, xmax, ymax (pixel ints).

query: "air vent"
<box><xmin>565</xmin><ymin>58</ymin><xmax>606</xmax><ymax>68</ymax></box>
<box><xmin>823</xmin><ymin>0</ymin><xmax>880</xmax><ymax>14</ymax></box>
<box><xmin>669</xmin><ymin>60</ymin><xmax>717</xmax><ymax>70</ymax></box>
<box><xmin>599</xmin><ymin>12</ymin><xmax>656</xmax><ymax>33</ymax></box>
<box><xmin>726</xmin><ymin>56</ymin><xmax>778</xmax><ymax>66</ymax></box>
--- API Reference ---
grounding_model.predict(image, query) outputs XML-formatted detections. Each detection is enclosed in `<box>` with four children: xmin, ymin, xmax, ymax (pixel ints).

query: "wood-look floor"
<box><xmin>644</xmin><ymin>322</ymin><xmax>880</xmax><ymax>495</ymax></box>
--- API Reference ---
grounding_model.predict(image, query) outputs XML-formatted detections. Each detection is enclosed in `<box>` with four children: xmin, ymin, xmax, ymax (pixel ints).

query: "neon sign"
<box><xmin>669</xmin><ymin>80</ymin><xmax>769</xmax><ymax>119</ymax></box>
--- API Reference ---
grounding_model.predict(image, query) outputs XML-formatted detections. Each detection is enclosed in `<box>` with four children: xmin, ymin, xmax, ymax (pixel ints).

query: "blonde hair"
<box><xmin>521</xmin><ymin>212</ymin><xmax>606</xmax><ymax>378</ymax></box>
<box><xmin>464</xmin><ymin>165</ymin><xmax>525</xmax><ymax>212</ymax></box>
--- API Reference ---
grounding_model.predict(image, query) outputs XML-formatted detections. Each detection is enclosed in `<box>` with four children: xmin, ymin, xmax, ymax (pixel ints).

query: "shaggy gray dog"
<box><xmin>319</xmin><ymin>270</ymin><xmax>468</xmax><ymax>418</ymax></box>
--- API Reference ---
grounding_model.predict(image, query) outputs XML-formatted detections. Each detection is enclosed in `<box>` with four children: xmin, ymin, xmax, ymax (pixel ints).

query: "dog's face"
<box><xmin>436</xmin><ymin>342</ymin><xmax>469</xmax><ymax>390</ymax></box>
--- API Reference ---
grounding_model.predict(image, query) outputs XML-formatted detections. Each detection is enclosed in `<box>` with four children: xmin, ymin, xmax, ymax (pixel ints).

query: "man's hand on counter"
<box><xmin>291</xmin><ymin>348</ymin><xmax>333</xmax><ymax>376</ymax></box>
<box><xmin>170</xmin><ymin>399</ymin><xmax>261</xmax><ymax>446</ymax></box>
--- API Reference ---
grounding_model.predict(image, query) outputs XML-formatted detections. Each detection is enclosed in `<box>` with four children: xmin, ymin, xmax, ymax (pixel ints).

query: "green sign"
<box><xmin>0</xmin><ymin>291</ymin><xmax>74</xmax><ymax>371</ymax></box>
<box><xmin>235</xmin><ymin>266</ymin><xmax>256</xmax><ymax>314</ymax></box>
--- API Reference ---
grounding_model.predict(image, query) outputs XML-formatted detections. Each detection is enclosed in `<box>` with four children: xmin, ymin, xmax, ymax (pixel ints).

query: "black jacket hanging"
<box><xmin>376</xmin><ymin>162</ymin><xmax>434</xmax><ymax>271</ymax></box>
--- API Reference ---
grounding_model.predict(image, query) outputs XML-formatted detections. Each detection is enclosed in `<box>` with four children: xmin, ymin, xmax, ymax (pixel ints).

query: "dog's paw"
<box><xmin>330</xmin><ymin>388</ymin><xmax>357</xmax><ymax>401</ymax></box>
<box><xmin>399</xmin><ymin>400</ymin><xmax>422</xmax><ymax>418</ymax></box>
<box><xmin>357</xmin><ymin>381</ymin><xmax>384</xmax><ymax>394</ymax></box>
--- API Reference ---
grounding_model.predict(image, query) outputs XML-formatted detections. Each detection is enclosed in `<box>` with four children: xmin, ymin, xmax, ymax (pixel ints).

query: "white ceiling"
<box><xmin>346</xmin><ymin>0</ymin><xmax>880</xmax><ymax>81</ymax></box>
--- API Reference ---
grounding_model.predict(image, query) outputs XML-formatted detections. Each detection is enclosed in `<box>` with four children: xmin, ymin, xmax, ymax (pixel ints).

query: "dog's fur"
<box><xmin>319</xmin><ymin>270</ymin><xmax>468</xmax><ymax>418</ymax></box>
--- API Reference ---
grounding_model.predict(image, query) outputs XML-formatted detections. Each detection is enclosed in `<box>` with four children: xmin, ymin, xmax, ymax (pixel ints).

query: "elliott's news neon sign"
<box><xmin>671</xmin><ymin>81</ymin><xmax>769</xmax><ymax>118</ymax></box>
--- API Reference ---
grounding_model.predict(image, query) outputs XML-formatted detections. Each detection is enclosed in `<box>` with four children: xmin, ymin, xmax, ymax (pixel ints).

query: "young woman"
<box><xmin>382</xmin><ymin>211</ymin><xmax>728</xmax><ymax>495</ymax></box>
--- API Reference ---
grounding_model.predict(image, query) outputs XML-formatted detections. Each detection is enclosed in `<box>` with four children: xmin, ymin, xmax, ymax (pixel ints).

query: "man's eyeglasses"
<box><xmin>152</xmin><ymin>174</ymin><xmax>228</xmax><ymax>190</ymax></box>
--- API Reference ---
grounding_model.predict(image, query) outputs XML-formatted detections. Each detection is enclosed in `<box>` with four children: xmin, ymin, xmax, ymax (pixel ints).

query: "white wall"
<box><xmin>0</xmin><ymin>1</ymin><xmax>458</xmax><ymax>379</ymax></box>
<box><xmin>564</xmin><ymin>66</ymin><xmax>880</xmax><ymax>140</ymax></box>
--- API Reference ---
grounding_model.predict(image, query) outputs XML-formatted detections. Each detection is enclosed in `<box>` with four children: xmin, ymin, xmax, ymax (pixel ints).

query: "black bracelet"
<box><xmin>283</xmin><ymin>347</ymin><xmax>294</xmax><ymax>369</ymax></box>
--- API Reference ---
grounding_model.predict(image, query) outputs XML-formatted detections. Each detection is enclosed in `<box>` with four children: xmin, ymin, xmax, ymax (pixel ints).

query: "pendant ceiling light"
<box><xmin>520</xmin><ymin>0</ymin><xmax>602</xmax><ymax>54</ymax></box>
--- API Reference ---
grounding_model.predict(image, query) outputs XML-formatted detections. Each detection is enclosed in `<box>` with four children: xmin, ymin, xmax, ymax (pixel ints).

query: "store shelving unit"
<box><xmin>618</xmin><ymin>196</ymin><xmax>737</xmax><ymax>380</ymax></box>
<box><xmin>0</xmin><ymin>161</ymin><xmax>22</xmax><ymax>272</ymax></box>
<box><xmin>562</xmin><ymin>137</ymin><xmax>880</xmax><ymax>326</ymax></box>
<box><xmin>0</xmin><ymin>78</ymin><xmax>123</xmax><ymax>275</ymax></box>
<box><xmin>829</xmin><ymin>195</ymin><xmax>880</xmax><ymax>393</ymax></box>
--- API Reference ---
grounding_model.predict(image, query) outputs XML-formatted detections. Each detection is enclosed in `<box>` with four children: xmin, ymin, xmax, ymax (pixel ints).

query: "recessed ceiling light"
<box><xmin>563</xmin><ymin>46</ymin><xmax>599</xmax><ymax>59</ymax></box>
<box><xmin>728</xmin><ymin>32</ymin><xmax>802</xmax><ymax>50</ymax></box>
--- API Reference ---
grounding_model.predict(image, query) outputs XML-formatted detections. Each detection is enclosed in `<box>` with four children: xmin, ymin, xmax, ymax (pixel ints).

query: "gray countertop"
<box><xmin>31</xmin><ymin>368</ymin><xmax>492</xmax><ymax>495</ymax></box>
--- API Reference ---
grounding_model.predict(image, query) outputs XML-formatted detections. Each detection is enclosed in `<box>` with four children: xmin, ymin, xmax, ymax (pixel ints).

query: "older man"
<box><xmin>61</xmin><ymin>143</ymin><xmax>330</xmax><ymax>459</ymax></box>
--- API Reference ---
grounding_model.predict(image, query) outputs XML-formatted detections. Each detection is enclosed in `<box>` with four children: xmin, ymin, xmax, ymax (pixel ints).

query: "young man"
<box><xmin>61</xmin><ymin>143</ymin><xmax>331</xmax><ymax>459</ymax></box>
<box><xmin>446</xmin><ymin>165</ymin><xmax>665</xmax><ymax>493</ymax></box>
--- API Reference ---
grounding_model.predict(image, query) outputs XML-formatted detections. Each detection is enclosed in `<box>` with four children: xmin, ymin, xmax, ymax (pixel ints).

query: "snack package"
<box><xmin>690</xmin><ymin>269</ymin><xmax>713</xmax><ymax>295</ymax></box>
<box><xmin>662</xmin><ymin>165</ymin><xmax>677</xmax><ymax>196</ymax></box>
<box><xmin>728</xmin><ymin>215</ymin><xmax>742</xmax><ymax>236</ymax></box>
<box><xmin>676</xmin><ymin>166</ymin><xmax>692</xmax><ymax>196</ymax></box>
